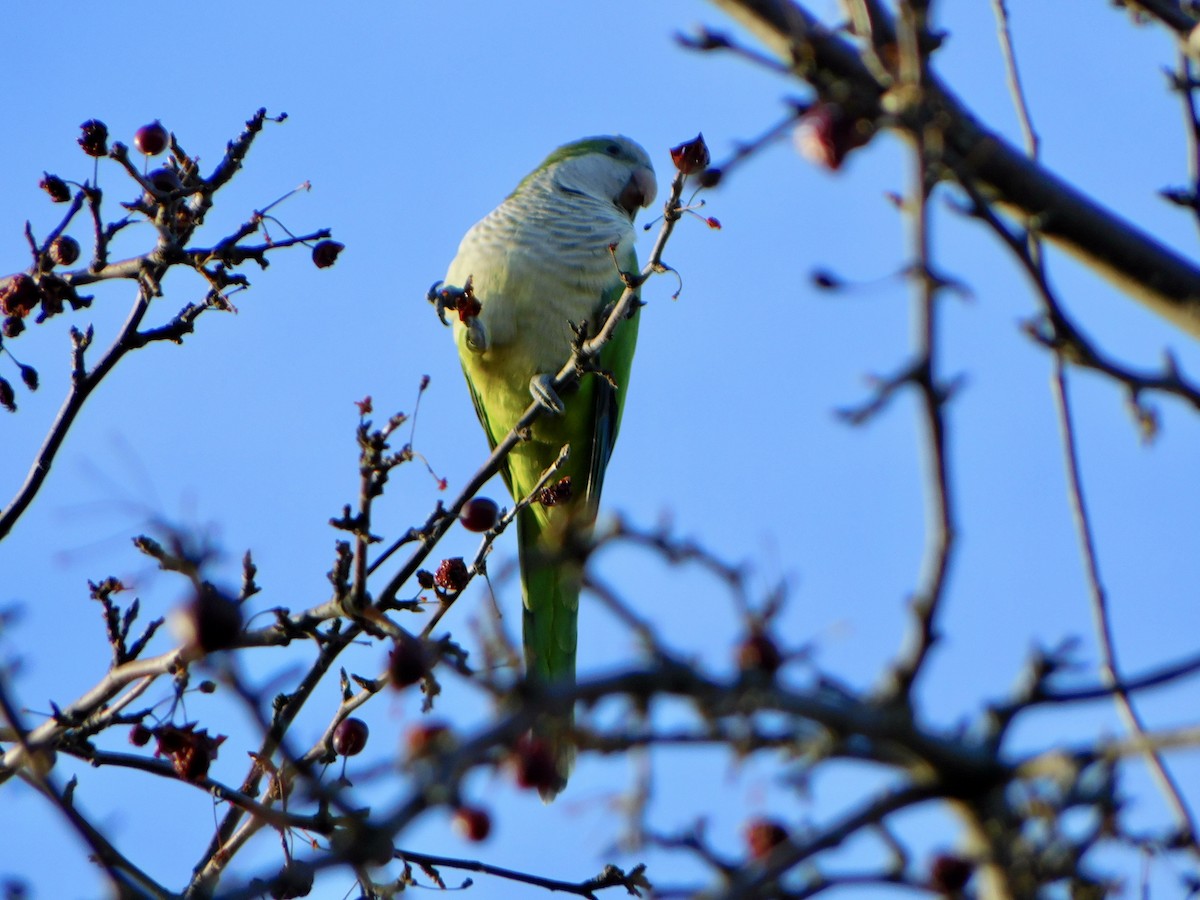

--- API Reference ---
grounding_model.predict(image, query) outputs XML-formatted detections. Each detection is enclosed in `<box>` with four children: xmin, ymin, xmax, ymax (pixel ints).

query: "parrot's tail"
<box><xmin>518</xmin><ymin>506</ymin><xmax>585</xmax><ymax>802</ymax></box>
<box><xmin>531</xmin><ymin>709</ymin><xmax>576</xmax><ymax>803</ymax></box>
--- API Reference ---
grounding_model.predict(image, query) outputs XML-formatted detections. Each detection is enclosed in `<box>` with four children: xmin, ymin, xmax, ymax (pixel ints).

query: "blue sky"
<box><xmin>2</xmin><ymin>1</ymin><xmax>1198</xmax><ymax>897</ymax></box>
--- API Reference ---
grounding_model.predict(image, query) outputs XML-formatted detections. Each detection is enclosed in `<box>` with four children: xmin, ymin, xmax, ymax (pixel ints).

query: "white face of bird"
<box><xmin>551</xmin><ymin>138</ymin><xmax>657</xmax><ymax>219</ymax></box>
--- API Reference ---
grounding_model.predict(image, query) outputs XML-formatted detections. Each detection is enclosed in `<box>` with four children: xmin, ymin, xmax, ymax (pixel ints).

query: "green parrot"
<box><xmin>440</xmin><ymin>136</ymin><xmax>656</xmax><ymax>799</ymax></box>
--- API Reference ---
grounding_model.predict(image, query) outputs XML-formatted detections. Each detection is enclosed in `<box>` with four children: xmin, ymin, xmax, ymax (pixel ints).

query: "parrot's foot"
<box><xmin>427</xmin><ymin>278</ymin><xmax>486</xmax><ymax>352</ymax></box>
<box><xmin>529</xmin><ymin>374</ymin><xmax>565</xmax><ymax>415</ymax></box>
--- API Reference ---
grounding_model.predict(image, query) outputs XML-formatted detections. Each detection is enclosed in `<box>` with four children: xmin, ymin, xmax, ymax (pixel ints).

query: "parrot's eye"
<box><xmin>605</xmin><ymin>144</ymin><xmax>621</xmax><ymax>157</ymax></box>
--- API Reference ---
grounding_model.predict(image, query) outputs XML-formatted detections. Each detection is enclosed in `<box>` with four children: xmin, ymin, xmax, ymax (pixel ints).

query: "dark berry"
<box><xmin>387</xmin><ymin>632</ymin><xmax>429</xmax><ymax>688</ymax></box>
<box><xmin>40</xmin><ymin>173</ymin><xmax>70</xmax><ymax>202</ymax></box>
<box><xmin>129</xmin><ymin>723</ymin><xmax>153</xmax><ymax>746</ymax></box>
<box><xmin>670</xmin><ymin>133</ymin><xmax>711</xmax><ymax>174</ymax></box>
<box><xmin>48</xmin><ymin>235</ymin><xmax>80</xmax><ymax>267</ymax></box>
<box><xmin>78</xmin><ymin>120</ymin><xmax>108</xmax><ymax>157</ymax></box>
<box><xmin>269</xmin><ymin>860</ymin><xmax>314</xmax><ymax>899</ymax></box>
<box><xmin>511</xmin><ymin>736</ymin><xmax>558</xmax><ymax>793</ymax></box>
<box><xmin>794</xmin><ymin>103</ymin><xmax>866</xmax><ymax>171</ymax></box>
<box><xmin>311</xmin><ymin>240</ymin><xmax>344</xmax><ymax>269</ymax></box>
<box><xmin>452</xmin><ymin>806</ymin><xmax>492</xmax><ymax>842</ymax></box>
<box><xmin>333</xmin><ymin>718</ymin><xmax>369</xmax><ymax>757</ymax></box>
<box><xmin>929</xmin><ymin>854</ymin><xmax>973</xmax><ymax>894</ymax></box>
<box><xmin>197</xmin><ymin>680</ymin><xmax>217</xmax><ymax>694</ymax></box>
<box><xmin>153</xmin><ymin>722</ymin><xmax>225</xmax><ymax>783</ymax></box>
<box><xmin>404</xmin><ymin>722</ymin><xmax>452</xmax><ymax>758</ymax></box>
<box><xmin>416</xmin><ymin>569</ymin><xmax>435</xmax><ymax>590</ymax></box>
<box><xmin>1</xmin><ymin>275</ymin><xmax>41</xmax><ymax>318</ymax></box>
<box><xmin>460</xmin><ymin>497</ymin><xmax>499</xmax><ymax>532</ymax></box>
<box><xmin>134</xmin><ymin>120</ymin><xmax>168</xmax><ymax>156</ymax></box>
<box><xmin>737</xmin><ymin>631</ymin><xmax>783</xmax><ymax>676</ymax></box>
<box><xmin>745</xmin><ymin>818</ymin><xmax>789</xmax><ymax>859</ymax></box>
<box><xmin>537</xmin><ymin>477</ymin><xmax>572</xmax><ymax>507</ymax></box>
<box><xmin>434</xmin><ymin>557</ymin><xmax>469</xmax><ymax>592</ymax></box>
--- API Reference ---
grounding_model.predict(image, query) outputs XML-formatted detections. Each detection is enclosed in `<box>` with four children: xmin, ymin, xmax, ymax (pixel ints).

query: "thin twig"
<box><xmin>1050</xmin><ymin>358</ymin><xmax>1198</xmax><ymax>846</ymax></box>
<box><xmin>885</xmin><ymin>1</ymin><xmax>957</xmax><ymax>699</ymax></box>
<box><xmin>395</xmin><ymin>849</ymin><xmax>648</xmax><ymax>899</ymax></box>
<box><xmin>990</xmin><ymin>0</ymin><xmax>1040</xmax><ymax>158</ymax></box>
<box><xmin>988</xmin><ymin>1</ymin><xmax>1200</xmax><ymax>848</ymax></box>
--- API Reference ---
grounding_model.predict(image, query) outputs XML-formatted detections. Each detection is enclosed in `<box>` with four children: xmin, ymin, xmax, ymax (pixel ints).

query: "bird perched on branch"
<box><xmin>434</xmin><ymin>136</ymin><xmax>656</xmax><ymax>799</ymax></box>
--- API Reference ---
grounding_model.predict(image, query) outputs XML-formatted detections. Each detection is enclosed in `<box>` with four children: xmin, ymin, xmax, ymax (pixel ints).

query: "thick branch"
<box><xmin>708</xmin><ymin>0</ymin><xmax>1200</xmax><ymax>339</ymax></box>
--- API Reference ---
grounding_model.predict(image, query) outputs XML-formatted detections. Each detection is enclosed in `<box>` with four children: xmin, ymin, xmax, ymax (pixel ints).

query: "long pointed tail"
<box><xmin>518</xmin><ymin>506</ymin><xmax>582</xmax><ymax>801</ymax></box>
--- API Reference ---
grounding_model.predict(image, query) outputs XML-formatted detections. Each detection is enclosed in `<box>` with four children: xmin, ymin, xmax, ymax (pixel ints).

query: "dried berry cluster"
<box><xmin>0</xmin><ymin>112</ymin><xmax>340</xmax><ymax>413</ymax></box>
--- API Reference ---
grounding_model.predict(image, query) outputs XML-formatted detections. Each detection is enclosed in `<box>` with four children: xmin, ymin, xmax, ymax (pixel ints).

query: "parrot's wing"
<box><xmin>577</xmin><ymin>254</ymin><xmax>640</xmax><ymax>508</ymax></box>
<box><xmin>461</xmin><ymin>362</ymin><xmax>516</xmax><ymax>499</ymax></box>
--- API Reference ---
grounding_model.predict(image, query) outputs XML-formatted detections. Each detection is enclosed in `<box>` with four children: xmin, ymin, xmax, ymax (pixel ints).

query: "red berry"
<box><xmin>460</xmin><ymin>497</ymin><xmax>499</xmax><ymax>532</ymax></box>
<box><xmin>134</xmin><ymin>120</ymin><xmax>168</xmax><ymax>156</ymax></box>
<box><xmin>452</xmin><ymin>806</ymin><xmax>492</xmax><ymax>842</ymax></box>
<box><xmin>153</xmin><ymin>722</ymin><xmax>225</xmax><ymax>783</ymax></box>
<box><xmin>333</xmin><ymin>718</ymin><xmax>369</xmax><ymax>757</ymax></box>
<box><xmin>404</xmin><ymin>722</ymin><xmax>452</xmax><ymax>758</ymax></box>
<box><xmin>794</xmin><ymin>104</ymin><xmax>865</xmax><ymax>171</ymax></box>
<box><xmin>311</xmin><ymin>240</ymin><xmax>344</xmax><ymax>269</ymax></box>
<box><xmin>1</xmin><ymin>274</ymin><xmax>42</xmax><ymax>318</ymax></box>
<box><xmin>536</xmin><ymin>477</ymin><xmax>572</xmax><ymax>507</ymax></box>
<box><xmin>48</xmin><ymin>235</ymin><xmax>80</xmax><ymax>267</ymax></box>
<box><xmin>388</xmin><ymin>632</ymin><xmax>430</xmax><ymax>688</ymax></box>
<box><xmin>511</xmin><ymin>736</ymin><xmax>558</xmax><ymax>793</ymax></box>
<box><xmin>434</xmin><ymin>557</ymin><xmax>469</xmax><ymax>592</ymax></box>
<box><xmin>669</xmin><ymin>133</ymin><xmax>711</xmax><ymax>175</ymax></box>
<box><xmin>929</xmin><ymin>854</ymin><xmax>973</xmax><ymax>894</ymax></box>
<box><xmin>744</xmin><ymin>818</ymin><xmax>789</xmax><ymax>859</ymax></box>
<box><xmin>129</xmin><ymin>724</ymin><xmax>153</xmax><ymax>746</ymax></box>
<box><xmin>737</xmin><ymin>631</ymin><xmax>783</xmax><ymax>676</ymax></box>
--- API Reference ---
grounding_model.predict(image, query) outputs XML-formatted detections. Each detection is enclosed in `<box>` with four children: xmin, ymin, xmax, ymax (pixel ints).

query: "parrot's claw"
<box><xmin>465</xmin><ymin>317</ymin><xmax>489</xmax><ymax>353</ymax></box>
<box><xmin>530</xmin><ymin>374</ymin><xmax>565</xmax><ymax>415</ymax></box>
<box><xmin>427</xmin><ymin>280</ymin><xmax>452</xmax><ymax>326</ymax></box>
<box><xmin>428</xmin><ymin>276</ymin><xmax>483</xmax><ymax>334</ymax></box>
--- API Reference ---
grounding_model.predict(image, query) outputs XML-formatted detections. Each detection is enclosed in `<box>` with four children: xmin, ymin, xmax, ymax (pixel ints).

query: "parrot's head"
<box><xmin>533</xmin><ymin>135</ymin><xmax>657</xmax><ymax>221</ymax></box>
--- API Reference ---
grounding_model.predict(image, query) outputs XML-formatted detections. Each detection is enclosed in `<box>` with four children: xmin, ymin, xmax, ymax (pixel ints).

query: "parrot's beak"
<box><xmin>616</xmin><ymin>166</ymin><xmax>657</xmax><ymax>218</ymax></box>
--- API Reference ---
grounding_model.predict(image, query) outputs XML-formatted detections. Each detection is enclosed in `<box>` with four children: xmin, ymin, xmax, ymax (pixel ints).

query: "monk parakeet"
<box><xmin>439</xmin><ymin>136</ymin><xmax>656</xmax><ymax>799</ymax></box>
